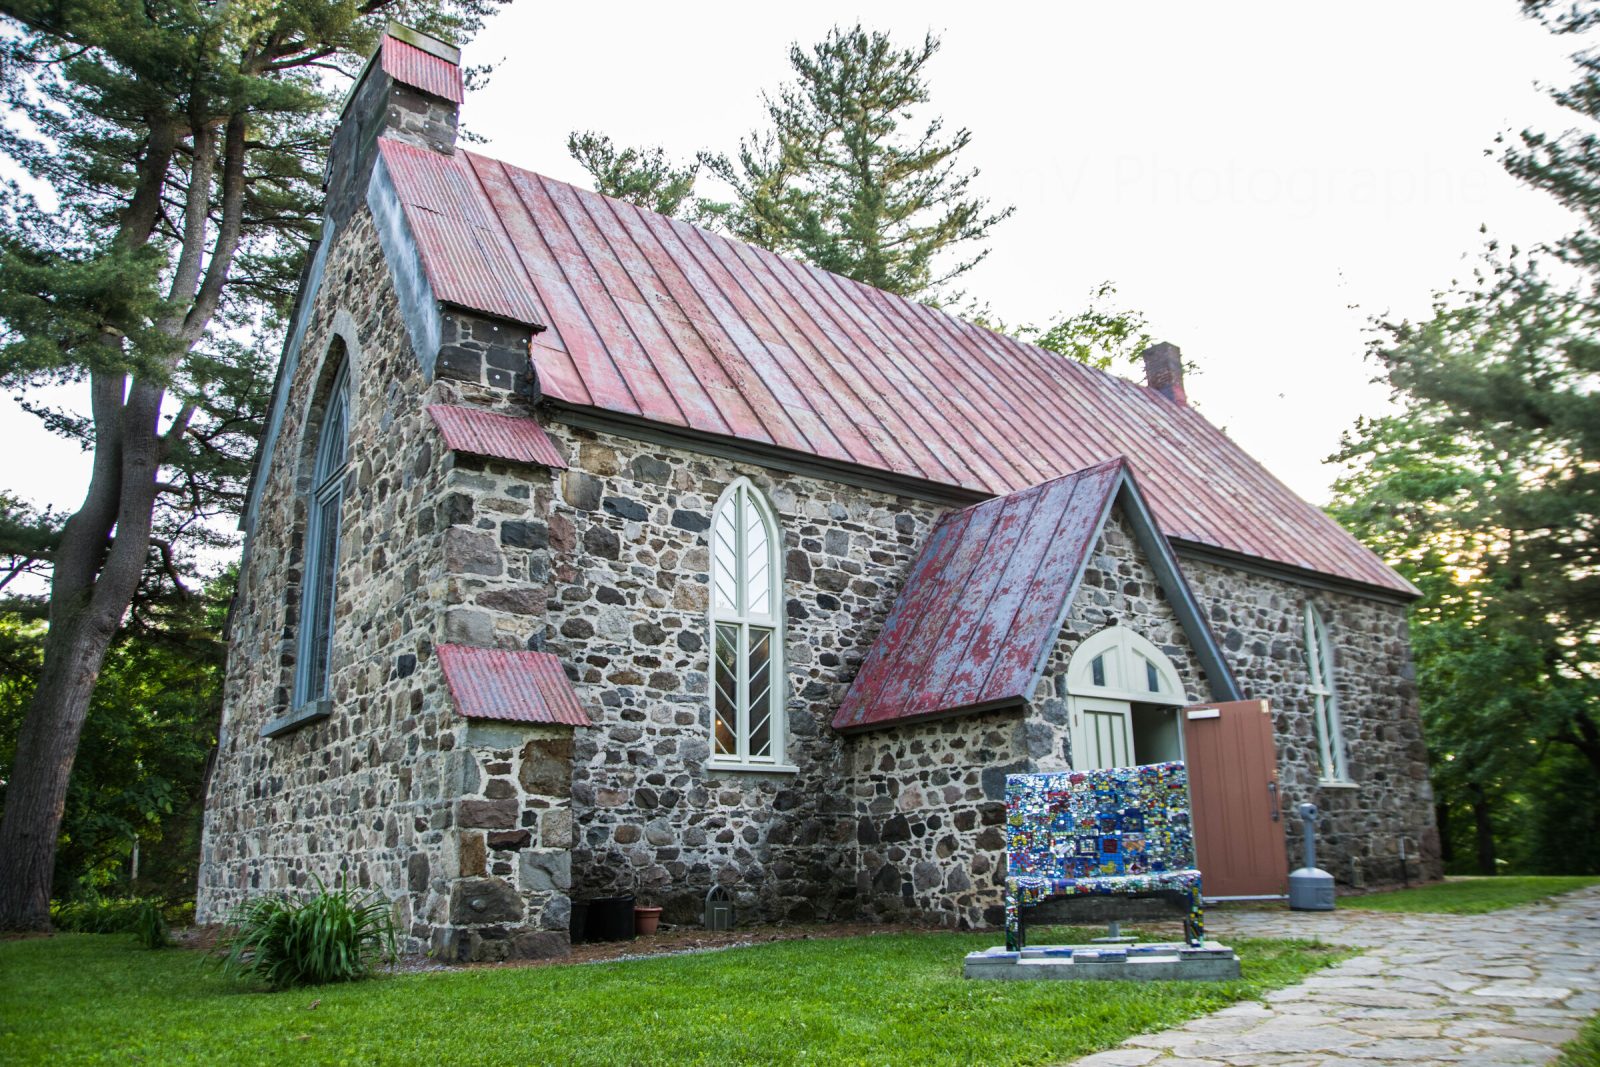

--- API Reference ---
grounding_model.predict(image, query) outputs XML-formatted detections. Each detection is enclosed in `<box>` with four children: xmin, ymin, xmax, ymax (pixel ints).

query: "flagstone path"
<box><xmin>1071</xmin><ymin>885</ymin><xmax>1600</xmax><ymax>1066</ymax></box>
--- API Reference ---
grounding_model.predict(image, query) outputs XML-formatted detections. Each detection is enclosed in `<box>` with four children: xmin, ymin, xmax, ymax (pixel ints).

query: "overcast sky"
<box><xmin>0</xmin><ymin>1</ymin><xmax>1585</xmax><ymax>537</ymax></box>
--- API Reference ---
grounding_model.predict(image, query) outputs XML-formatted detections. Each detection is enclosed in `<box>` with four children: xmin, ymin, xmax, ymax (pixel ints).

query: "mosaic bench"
<box><xmin>1004</xmin><ymin>761</ymin><xmax>1204</xmax><ymax>951</ymax></box>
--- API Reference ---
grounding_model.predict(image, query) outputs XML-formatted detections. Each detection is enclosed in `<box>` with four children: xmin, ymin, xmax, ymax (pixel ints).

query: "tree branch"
<box><xmin>163</xmin><ymin>116</ymin><xmax>218</xmax><ymax>313</ymax></box>
<box><xmin>180</xmin><ymin>112</ymin><xmax>247</xmax><ymax>348</ymax></box>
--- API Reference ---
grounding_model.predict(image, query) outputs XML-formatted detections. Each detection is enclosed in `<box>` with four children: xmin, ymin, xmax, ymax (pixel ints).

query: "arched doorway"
<box><xmin>1065</xmin><ymin>625</ymin><xmax>1189</xmax><ymax>770</ymax></box>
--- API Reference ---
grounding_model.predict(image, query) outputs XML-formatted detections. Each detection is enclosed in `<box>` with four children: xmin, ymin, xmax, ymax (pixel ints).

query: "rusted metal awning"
<box><xmin>427</xmin><ymin>405</ymin><xmax>566</xmax><ymax>468</ymax></box>
<box><xmin>376</xmin><ymin>136</ymin><xmax>1415</xmax><ymax>598</ymax></box>
<box><xmin>834</xmin><ymin>459</ymin><xmax>1239</xmax><ymax>732</ymax></box>
<box><xmin>437</xmin><ymin>644</ymin><xmax>591</xmax><ymax>726</ymax></box>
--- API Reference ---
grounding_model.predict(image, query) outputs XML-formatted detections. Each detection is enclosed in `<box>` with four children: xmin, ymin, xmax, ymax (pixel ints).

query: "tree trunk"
<box><xmin>0</xmin><ymin>612</ymin><xmax>120</xmax><ymax>927</ymax></box>
<box><xmin>0</xmin><ymin>379</ymin><xmax>167</xmax><ymax>930</ymax></box>
<box><xmin>1469</xmin><ymin>784</ymin><xmax>1496</xmax><ymax>876</ymax></box>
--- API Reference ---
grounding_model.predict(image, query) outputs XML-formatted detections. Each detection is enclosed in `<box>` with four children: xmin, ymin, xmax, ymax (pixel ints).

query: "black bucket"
<box><xmin>586</xmin><ymin>895</ymin><xmax>636</xmax><ymax>941</ymax></box>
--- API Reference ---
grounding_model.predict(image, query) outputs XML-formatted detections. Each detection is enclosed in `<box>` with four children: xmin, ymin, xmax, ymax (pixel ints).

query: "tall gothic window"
<box><xmin>295</xmin><ymin>360</ymin><xmax>349</xmax><ymax>707</ymax></box>
<box><xmin>709</xmin><ymin>479</ymin><xmax>784</xmax><ymax>767</ymax></box>
<box><xmin>1304</xmin><ymin>605</ymin><xmax>1349</xmax><ymax>782</ymax></box>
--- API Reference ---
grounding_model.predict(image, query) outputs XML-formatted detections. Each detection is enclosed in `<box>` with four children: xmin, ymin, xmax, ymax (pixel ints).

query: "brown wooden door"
<box><xmin>1183</xmin><ymin>699</ymin><xmax>1288</xmax><ymax>898</ymax></box>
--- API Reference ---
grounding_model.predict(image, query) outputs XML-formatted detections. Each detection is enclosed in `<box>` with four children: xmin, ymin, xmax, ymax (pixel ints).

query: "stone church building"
<box><xmin>197</xmin><ymin>25</ymin><xmax>1440</xmax><ymax>961</ymax></box>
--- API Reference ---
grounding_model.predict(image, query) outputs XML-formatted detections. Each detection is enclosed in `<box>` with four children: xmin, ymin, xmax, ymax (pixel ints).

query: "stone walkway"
<box><xmin>1071</xmin><ymin>886</ymin><xmax>1600</xmax><ymax>1066</ymax></box>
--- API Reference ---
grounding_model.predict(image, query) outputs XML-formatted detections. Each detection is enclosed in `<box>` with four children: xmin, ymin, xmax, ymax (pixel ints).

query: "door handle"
<box><xmin>1268</xmin><ymin>781</ymin><xmax>1280</xmax><ymax>821</ymax></box>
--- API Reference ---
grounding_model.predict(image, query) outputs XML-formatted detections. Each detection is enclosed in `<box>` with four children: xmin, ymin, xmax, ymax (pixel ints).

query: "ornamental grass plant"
<box><xmin>215</xmin><ymin>877</ymin><xmax>396</xmax><ymax>989</ymax></box>
<box><xmin>131</xmin><ymin>901</ymin><xmax>170</xmax><ymax>950</ymax></box>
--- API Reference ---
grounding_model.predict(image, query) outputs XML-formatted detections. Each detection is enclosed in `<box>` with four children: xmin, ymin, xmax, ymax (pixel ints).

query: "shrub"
<box><xmin>51</xmin><ymin>896</ymin><xmax>189</xmax><ymax>934</ymax></box>
<box><xmin>215</xmin><ymin>878</ymin><xmax>397</xmax><ymax>989</ymax></box>
<box><xmin>132</xmin><ymin>901</ymin><xmax>170</xmax><ymax>949</ymax></box>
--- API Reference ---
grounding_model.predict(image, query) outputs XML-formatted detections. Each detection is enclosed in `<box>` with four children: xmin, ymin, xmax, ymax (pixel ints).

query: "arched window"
<box><xmin>1064</xmin><ymin>625</ymin><xmax>1189</xmax><ymax>770</ymax></box>
<box><xmin>709</xmin><ymin>479</ymin><xmax>784</xmax><ymax>768</ymax></box>
<box><xmin>295</xmin><ymin>359</ymin><xmax>349</xmax><ymax>707</ymax></box>
<box><xmin>1303</xmin><ymin>605</ymin><xmax>1349</xmax><ymax>782</ymax></box>
<box><xmin>1066</xmin><ymin>625</ymin><xmax>1188</xmax><ymax>705</ymax></box>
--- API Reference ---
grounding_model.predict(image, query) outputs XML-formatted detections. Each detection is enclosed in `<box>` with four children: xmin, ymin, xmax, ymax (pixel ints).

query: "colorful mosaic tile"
<box><xmin>1003</xmin><ymin>761</ymin><xmax>1204</xmax><ymax>950</ymax></box>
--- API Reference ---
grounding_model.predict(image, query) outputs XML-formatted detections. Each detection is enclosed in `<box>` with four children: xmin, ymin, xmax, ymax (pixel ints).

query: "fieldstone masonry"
<box><xmin>1185</xmin><ymin>560</ymin><xmax>1438</xmax><ymax>884</ymax></box>
<box><xmin>443</xmin><ymin>721</ymin><xmax>575</xmax><ymax>961</ymax></box>
<box><xmin>200</xmin><ymin>28</ymin><xmax>1439</xmax><ymax>957</ymax></box>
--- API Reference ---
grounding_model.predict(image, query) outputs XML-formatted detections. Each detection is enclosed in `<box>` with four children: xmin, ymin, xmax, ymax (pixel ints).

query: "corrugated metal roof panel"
<box><xmin>437</xmin><ymin>644</ymin><xmax>591</xmax><ymax>726</ymax></box>
<box><xmin>380</xmin><ymin>35</ymin><xmax>464</xmax><ymax>104</ymax></box>
<box><xmin>427</xmin><ymin>405</ymin><xmax>567</xmax><ymax>468</ymax></box>
<box><xmin>833</xmin><ymin>459</ymin><xmax>1124</xmax><ymax>732</ymax></box>
<box><xmin>376</xmin><ymin>136</ymin><xmax>1416</xmax><ymax>597</ymax></box>
<box><xmin>378</xmin><ymin>141</ymin><xmax>547</xmax><ymax>328</ymax></box>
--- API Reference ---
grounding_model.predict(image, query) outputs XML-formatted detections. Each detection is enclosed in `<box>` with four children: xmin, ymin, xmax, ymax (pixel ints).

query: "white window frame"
<box><xmin>1303</xmin><ymin>605</ymin><xmax>1350</xmax><ymax>783</ymax></box>
<box><xmin>707</xmin><ymin>478</ymin><xmax>792</xmax><ymax>772</ymax></box>
<box><xmin>1064</xmin><ymin>625</ymin><xmax>1190</xmax><ymax>770</ymax></box>
<box><xmin>294</xmin><ymin>360</ymin><xmax>349</xmax><ymax>709</ymax></box>
<box><xmin>1065</xmin><ymin>625</ymin><xmax>1189</xmax><ymax>706</ymax></box>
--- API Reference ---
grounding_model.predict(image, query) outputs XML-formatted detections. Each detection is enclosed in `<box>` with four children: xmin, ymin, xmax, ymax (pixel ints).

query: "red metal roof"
<box><xmin>833</xmin><ymin>460</ymin><xmax>1124</xmax><ymax>732</ymax></box>
<box><xmin>380</xmin><ymin>35</ymin><xmax>463</xmax><ymax>104</ymax></box>
<box><xmin>436</xmin><ymin>644</ymin><xmax>591</xmax><ymax>726</ymax></box>
<box><xmin>376</xmin><ymin>137</ymin><xmax>1415</xmax><ymax>597</ymax></box>
<box><xmin>427</xmin><ymin>405</ymin><xmax>567</xmax><ymax>468</ymax></box>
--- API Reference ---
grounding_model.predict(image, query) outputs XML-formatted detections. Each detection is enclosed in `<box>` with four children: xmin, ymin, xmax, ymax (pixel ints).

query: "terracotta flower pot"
<box><xmin>634</xmin><ymin>905</ymin><xmax>663</xmax><ymax>936</ymax></box>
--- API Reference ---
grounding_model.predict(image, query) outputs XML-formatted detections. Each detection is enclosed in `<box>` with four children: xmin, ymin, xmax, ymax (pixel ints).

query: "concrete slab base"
<box><xmin>963</xmin><ymin>940</ymin><xmax>1241</xmax><ymax>981</ymax></box>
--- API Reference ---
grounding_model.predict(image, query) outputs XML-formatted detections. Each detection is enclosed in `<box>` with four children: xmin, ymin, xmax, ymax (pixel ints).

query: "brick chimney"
<box><xmin>1140</xmin><ymin>342</ymin><xmax>1188</xmax><ymax>405</ymax></box>
<box><xmin>324</xmin><ymin>23</ymin><xmax>463</xmax><ymax>226</ymax></box>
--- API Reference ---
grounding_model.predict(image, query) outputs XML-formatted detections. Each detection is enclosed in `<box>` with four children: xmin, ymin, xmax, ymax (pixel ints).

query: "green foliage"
<box><xmin>0</xmin><ymin>575</ymin><xmax>228</xmax><ymax>901</ymax></box>
<box><xmin>1343</xmin><ymin>876</ymin><xmax>1600</xmax><ymax>914</ymax></box>
<box><xmin>974</xmin><ymin>282</ymin><xmax>1155</xmax><ymax>370</ymax></box>
<box><xmin>1330</xmin><ymin>258</ymin><xmax>1600</xmax><ymax>875</ymax></box>
<box><xmin>571</xmin><ymin>25</ymin><xmax>1011</xmax><ymax>301</ymax></box>
<box><xmin>567</xmin><ymin>131</ymin><xmax>699</xmax><ymax>218</ymax></box>
<box><xmin>0</xmin><ymin>491</ymin><xmax>58</xmax><ymax>602</ymax></box>
<box><xmin>5</xmin><ymin>930</ymin><xmax>1339</xmax><ymax>1064</ymax></box>
<box><xmin>131</xmin><ymin>900</ymin><xmax>170</xmax><ymax>950</ymax></box>
<box><xmin>50</xmin><ymin>895</ymin><xmax>193</xmax><ymax>933</ymax></box>
<box><xmin>0</xmin><ymin>0</ymin><xmax>509</xmax><ymax>603</ymax></box>
<box><xmin>1556</xmin><ymin>1011</ymin><xmax>1600</xmax><ymax>1067</ymax></box>
<box><xmin>215</xmin><ymin>879</ymin><xmax>398</xmax><ymax>990</ymax></box>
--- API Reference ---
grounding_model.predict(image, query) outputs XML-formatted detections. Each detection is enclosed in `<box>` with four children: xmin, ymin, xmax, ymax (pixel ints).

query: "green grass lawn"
<box><xmin>0</xmin><ymin>929</ymin><xmax>1343</xmax><ymax>1066</ymax></box>
<box><xmin>1343</xmin><ymin>875</ymin><xmax>1600</xmax><ymax>915</ymax></box>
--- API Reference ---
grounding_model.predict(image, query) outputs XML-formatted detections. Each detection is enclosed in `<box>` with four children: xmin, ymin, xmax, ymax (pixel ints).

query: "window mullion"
<box><xmin>737</xmin><ymin>622</ymin><xmax>750</xmax><ymax>763</ymax></box>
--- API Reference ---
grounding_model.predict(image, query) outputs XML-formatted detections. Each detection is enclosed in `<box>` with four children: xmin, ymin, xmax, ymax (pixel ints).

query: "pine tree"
<box><xmin>566</xmin><ymin>131</ymin><xmax>699</xmax><ymax>217</ymax></box>
<box><xmin>570</xmin><ymin>25</ymin><xmax>1011</xmax><ymax>301</ymax></box>
<box><xmin>0</xmin><ymin>0</ymin><xmax>504</xmax><ymax>931</ymax></box>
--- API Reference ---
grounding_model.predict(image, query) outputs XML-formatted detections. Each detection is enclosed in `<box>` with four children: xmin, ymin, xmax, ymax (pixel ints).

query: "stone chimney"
<box><xmin>324</xmin><ymin>23</ymin><xmax>463</xmax><ymax>226</ymax></box>
<box><xmin>1140</xmin><ymin>342</ymin><xmax>1188</xmax><ymax>405</ymax></box>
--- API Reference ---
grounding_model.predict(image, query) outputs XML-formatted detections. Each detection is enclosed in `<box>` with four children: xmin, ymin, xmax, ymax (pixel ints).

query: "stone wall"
<box><xmin>1181</xmin><ymin>559</ymin><xmax>1441</xmax><ymax>884</ymax></box>
<box><xmin>197</xmin><ymin>208</ymin><xmax>465</xmax><ymax>945</ymax></box>
<box><xmin>197</xmin><ymin>206</ymin><xmax>583</xmax><ymax>960</ymax></box>
<box><xmin>421</xmin><ymin>413</ymin><xmax>948</xmax><ymax>924</ymax></box>
<box><xmin>445</xmin><ymin>721</ymin><xmax>575</xmax><ymax>961</ymax></box>
<box><xmin>844</xmin><ymin>710</ymin><xmax>1023</xmax><ymax>929</ymax></box>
